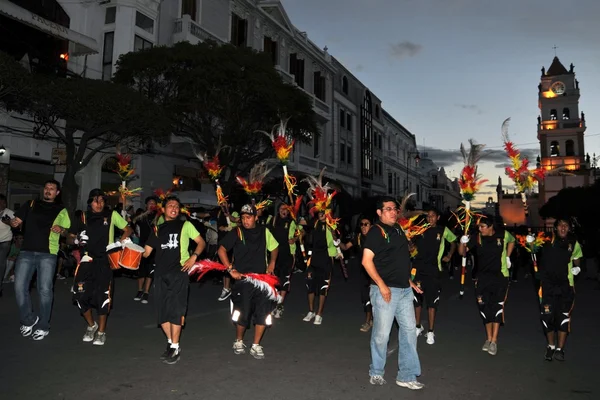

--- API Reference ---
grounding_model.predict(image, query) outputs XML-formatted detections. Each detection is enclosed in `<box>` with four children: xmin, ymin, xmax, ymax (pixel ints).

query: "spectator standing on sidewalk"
<box><xmin>0</xmin><ymin>194</ymin><xmax>15</xmax><ymax>297</ymax></box>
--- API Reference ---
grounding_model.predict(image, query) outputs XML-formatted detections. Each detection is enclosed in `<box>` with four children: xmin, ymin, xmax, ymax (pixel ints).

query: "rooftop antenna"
<box><xmin>552</xmin><ymin>44</ymin><xmax>559</xmax><ymax>57</ymax></box>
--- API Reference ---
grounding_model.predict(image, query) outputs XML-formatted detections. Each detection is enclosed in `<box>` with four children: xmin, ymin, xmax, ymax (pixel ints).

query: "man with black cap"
<box><xmin>70</xmin><ymin>189</ymin><xmax>132</xmax><ymax>346</ymax></box>
<box><xmin>218</xmin><ymin>204</ymin><xmax>279</xmax><ymax>359</ymax></box>
<box><xmin>535</xmin><ymin>217</ymin><xmax>582</xmax><ymax>361</ymax></box>
<box><xmin>458</xmin><ymin>214</ymin><xmax>515</xmax><ymax>356</ymax></box>
<box><xmin>133</xmin><ymin>195</ymin><xmax>159</xmax><ymax>303</ymax></box>
<box><xmin>143</xmin><ymin>196</ymin><xmax>205</xmax><ymax>364</ymax></box>
<box><xmin>10</xmin><ymin>179</ymin><xmax>70</xmax><ymax>341</ymax></box>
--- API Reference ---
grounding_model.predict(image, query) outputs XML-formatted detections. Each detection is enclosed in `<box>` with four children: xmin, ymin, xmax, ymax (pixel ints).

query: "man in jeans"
<box><xmin>362</xmin><ymin>196</ymin><xmax>424</xmax><ymax>390</ymax></box>
<box><xmin>10</xmin><ymin>180</ymin><xmax>71</xmax><ymax>340</ymax></box>
<box><xmin>0</xmin><ymin>194</ymin><xmax>15</xmax><ymax>297</ymax></box>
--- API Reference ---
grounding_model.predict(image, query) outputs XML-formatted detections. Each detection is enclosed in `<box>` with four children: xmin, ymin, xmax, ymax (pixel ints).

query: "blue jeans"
<box><xmin>14</xmin><ymin>251</ymin><xmax>57</xmax><ymax>331</ymax></box>
<box><xmin>369</xmin><ymin>285</ymin><xmax>421</xmax><ymax>382</ymax></box>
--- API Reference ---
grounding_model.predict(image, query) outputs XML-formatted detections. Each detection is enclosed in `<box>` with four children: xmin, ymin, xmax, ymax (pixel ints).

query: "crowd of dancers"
<box><xmin>1</xmin><ymin>174</ymin><xmax>583</xmax><ymax>390</ymax></box>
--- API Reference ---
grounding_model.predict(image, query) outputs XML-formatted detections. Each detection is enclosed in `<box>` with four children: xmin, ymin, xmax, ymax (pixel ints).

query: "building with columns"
<box><xmin>0</xmin><ymin>0</ymin><xmax>460</xmax><ymax>211</ymax></box>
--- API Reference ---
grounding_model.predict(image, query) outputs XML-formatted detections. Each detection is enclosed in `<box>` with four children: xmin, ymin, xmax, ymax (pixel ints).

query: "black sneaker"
<box><xmin>554</xmin><ymin>349</ymin><xmax>565</xmax><ymax>361</ymax></box>
<box><xmin>134</xmin><ymin>291</ymin><xmax>143</xmax><ymax>301</ymax></box>
<box><xmin>163</xmin><ymin>347</ymin><xmax>181</xmax><ymax>365</ymax></box>
<box><xmin>160</xmin><ymin>344</ymin><xmax>171</xmax><ymax>360</ymax></box>
<box><xmin>140</xmin><ymin>293</ymin><xmax>149</xmax><ymax>304</ymax></box>
<box><xmin>544</xmin><ymin>346</ymin><xmax>555</xmax><ymax>361</ymax></box>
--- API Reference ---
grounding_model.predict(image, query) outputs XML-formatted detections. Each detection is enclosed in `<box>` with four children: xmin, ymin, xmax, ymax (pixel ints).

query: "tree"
<box><xmin>0</xmin><ymin>51</ymin><xmax>170</xmax><ymax>210</ymax></box>
<box><xmin>113</xmin><ymin>41</ymin><xmax>318</xmax><ymax>192</ymax></box>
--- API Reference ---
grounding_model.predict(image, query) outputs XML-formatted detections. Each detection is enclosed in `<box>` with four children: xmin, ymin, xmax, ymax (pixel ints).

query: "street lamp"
<box><xmin>405</xmin><ymin>150</ymin><xmax>420</xmax><ymax>192</ymax></box>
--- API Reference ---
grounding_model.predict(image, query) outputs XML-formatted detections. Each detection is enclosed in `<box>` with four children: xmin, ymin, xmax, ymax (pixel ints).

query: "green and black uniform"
<box><xmin>15</xmin><ymin>200</ymin><xmax>70</xmax><ymax>255</ymax></box>
<box><xmin>220</xmin><ymin>226</ymin><xmax>279</xmax><ymax>327</ymax></box>
<box><xmin>349</xmin><ymin>233</ymin><xmax>370</xmax><ymax>312</ymax></box>
<box><xmin>135</xmin><ymin>211</ymin><xmax>157</xmax><ymax>278</ymax></box>
<box><xmin>412</xmin><ymin>225</ymin><xmax>457</xmax><ymax>309</ymax></box>
<box><xmin>467</xmin><ymin>230</ymin><xmax>514</xmax><ymax>324</ymax></box>
<box><xmin>538</xmin><ymin>235</ymin><xmax>582</xmax><ymax>333</ymax></box>
<box><xmin>146</xmin><ymin>219</ymin><xmax>200</xmax><ymax>325</ymax></box>
<box><xmin>306</xmin><ymin>220</ymin><xmax>337</xmax><ymax>296</ymax></box>
<box><xmin>72</xmin><ymin>210</ymin><xmax>128</xmax><ymax>315</ymax></box>
<box><xmin>270</xmin><ymin>216</ymin><xmax>301</xmax><ymax>291</ymax></box>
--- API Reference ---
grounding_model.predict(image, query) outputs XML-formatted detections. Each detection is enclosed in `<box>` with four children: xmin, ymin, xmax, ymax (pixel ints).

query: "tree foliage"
<box><xmin>0</xmin><ymin>51</ymin><xmax>169</xmax><ymax>210</ymax></box>
<box><xmin>113</xmin><ymin>41</ymin><xmax>319</xmax><ymax>190</ymax></box>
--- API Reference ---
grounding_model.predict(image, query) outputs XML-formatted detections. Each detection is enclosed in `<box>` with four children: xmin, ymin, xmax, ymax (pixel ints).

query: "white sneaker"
<box><xmin>313</xmin><ymin>315</ymin><xmax>323</xmax><ymax>325</ymax></box>
<box><xmin>416</xmin><ymin>326</ymin><xmax>424</xmax><ymax>337</ymax></box>
<box><xmin>233</xmin><ymin>340</ymin><xmax>246</xmax><ymax>355</ymax></box>
<box><xmin>303</xmin><ymin>311</ymin><xmax>316</xmax><ymax>322</ymax></box>
<box><xmin>369</xmin><ymin>375</ymin><xmax>387</xmax><ymax>385</ymax></box>
<box><xmin>93</xmin><ymin>332</ymin><xmax>106</xmax><ymax>346</ymax></box>
<box><xmin>83</xmin><ymin>322</ymin><xmax>99</xmax><ymax>342</ymax></box>
<box><xmin>32</xmin><ymin>329</ymin><xmax>49</xmax><ymax>341</ymax></box>
<box><xmin>396</xmin><ymin>380</ymin><xmax>425</xmax><ymax>390</ymax></box>
<box><xmin>250</xmin><ymin>344</ymin><xmax>265</xmax><ymax>359</ymax></box>
<box><xmin>426</xmin><ymin>331</ymin><xmax>435</xmax><ymax>345</ymax></box>
<box><xmin>19</xmin><ymin>316</ymin><xmax>39</xmax><ymax>337</ymax></box>
<box><xmin>218</xmin><ymin>288</ymin><xmax>232</xmax><ymax>302</ymax></box>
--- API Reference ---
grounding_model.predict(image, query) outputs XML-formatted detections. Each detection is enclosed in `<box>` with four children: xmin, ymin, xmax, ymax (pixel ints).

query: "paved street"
<box><xmin>0</xmin><ymin>263</ymin><xmax>598</xmax><ymax>400</ymax></box>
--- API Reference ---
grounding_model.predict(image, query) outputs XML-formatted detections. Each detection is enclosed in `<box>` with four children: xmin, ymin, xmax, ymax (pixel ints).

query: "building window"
<box><xmin>135</xmin><ymin>11</ymin><xmax>154</xmax><ymax>34</ymax></box>
<box><xmin>102</xmin><ymin>32</ymin><xmax>114</xmax><ymax>81</ymax></box>
<box><xmin>347</xmin><ymin>144</ymin><xmax>352</xmax><ymax>165</ymax></box>
<box><xmin>562</xmin><ymin>107</ymin><xmax>570</xmax><ymax>120</ymax></box>
<box><xmin>263</xmin><ymin>36</ymin><xmax>278</xmax><ymax>65</ymax></box>
<box><xmin>375</xmin><ymin>104</ymin><xmax>380</xmax><ymax>119</ymax></box>
<box><xmin>340</xmin><ymin>142</ymin><xmax>346</xmax><ymax>162</ymax></box>
<box><xmin>134</xmin><ymin>35</ymin><xmax>153</xmax><ymax>52</ymax></box>
<box><xmin>550</xmin><ymin>141</ymin><xmax>560</xmax><ymax>157</ymax></box>
<box><xmin>182</xmin><ymin>0</ymin><xmax>198</xmax><ymax>21</ymax></box>
<box><xmin>346</xmin><ymin>114</ymin><xmax>352</xmax><ymax>131</ymax></box>
<box><xmin>105</xmin><ymin>7</ymin><xmax>116</xmax><ymax>24</ymax></box>
<box><xmin>339</xmin><ymin>109</ymin><xmax>345</xmax><ymax>128</ymax></box>
<box><xmin>231</xmin><ymin>13</ymin><xmax>247</xmax><ymax>47</ymax></box>
<box><xmin>565</xmin><ymin>140</ymin><xmax>575</xmax><ymax>156</ymax></box>
<box><xmin>313</xmin><ymin>71</ymin><xmax>326</xmax><ymax>101</ymax></box>
<box><xmin>378</xmin><ymin>160</ymin><xmax>383</xmax><ymax>176</ymax></box>
<box><xmin>361</xmin><ymin>91</ymin><xmax>373</xmax><ymax>179</ymax></box>
<box><xmin>550</xmin><ymin>109</ymin><xmax>557</xmax><ymax>120</ymax></box>
<box><xmin>289</xmin><ymin>53</ymin><xmax>305</xmax><ymax>87</ymax></box>
<box><xmin>342</xmin><ymin>76</ymin><xmax>348</xmax><ymax>95</ymax></box>
<box><xmin>313</xmin><ymin>133</ymin><xmax>319</xmax><ymax>158</ymax></box>
<box><xmin>374</xmin><ymin>159</ymin><xmax>378</xmax><ymax>175</ymax></box>
<box><xmin>388</xmin><ymin>172</ymin><xmax>393</xmax><ymax>194</ymax></box>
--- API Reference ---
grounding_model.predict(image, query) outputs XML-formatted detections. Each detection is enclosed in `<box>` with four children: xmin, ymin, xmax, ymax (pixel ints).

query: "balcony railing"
<box><xmin>173</xmin><ymin>15</ymin><xmax>224</xmax><ymax>45</ymax></box>
<box><xmin>538</xmin><ymin>119</ymin><xmax>585</xmax><ymax>130</ymax></box>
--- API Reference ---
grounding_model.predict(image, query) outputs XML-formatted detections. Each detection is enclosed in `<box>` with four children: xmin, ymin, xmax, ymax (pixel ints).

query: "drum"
<box><xmin>119</xmin><ymin>242</ymin><xmax>144</xmax><ymax>270</ymax></box>
<box><xmin>106</xmin><ymin>242</ymin><xmax>123</xmax><ymax>271</ymax></box>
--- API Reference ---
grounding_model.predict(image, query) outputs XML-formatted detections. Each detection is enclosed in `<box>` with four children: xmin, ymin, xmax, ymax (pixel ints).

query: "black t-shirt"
<box><xmin>135</xmin><ymin>212</ymin><xmax>157</xmax><ymax>246</ymax></box>
<box><xmin>539</xmin><ymin>236</ymin><xmax>581</xmax><ymax>285</ymax></box>
<box><xmin>467</xmin><ymin>230</ymin><xmax>513</xmax><ymax>279</ymax></box>
<box><xmin>146</xmin><ymin>219</ymin><xmax>195</xmax><ymax>276</ymax></box>
<box><xmin>16</xmin><ymin>200</ymin><xmax>70</xmax><ymax>254</ymax></box>
<box><xmin>363</xmin><ymin>223</ymin><xmax>410</xmax><ymax>288</ymax></box>
<box><xmin>271</xmin><ymin>216</ymin><xmax>292</xmax><ymax>257</ymax></box>
<box><xmin>71</xmin><ymin>210</ymin><xmax>122</xmax><ymax>258</ymax></box>
<box><xmin>219</xmin><ymin>226</ymin><xmax>278</xmax><ymax>274</ymax></box>
<box><xmin>413</xmin><ymin>225</ymin><xmax>446</xmax><ymax>275</ymax></box>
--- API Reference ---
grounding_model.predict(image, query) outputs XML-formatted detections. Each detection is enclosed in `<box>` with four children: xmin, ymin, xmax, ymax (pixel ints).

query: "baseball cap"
<box><xmin>240</xmin><ymin>204</ymin><xmax>257</xmax><ymax>216</ymax></box>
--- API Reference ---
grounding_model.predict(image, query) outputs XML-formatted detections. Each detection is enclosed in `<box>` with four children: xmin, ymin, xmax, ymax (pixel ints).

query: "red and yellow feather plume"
<box><xmin>458</xmin><ymin>140</ymin><xmax>487</xmax><ymax>202</ymax></box>
<box><xmin>516</xmin><ymin>232</ymin><xmax>550</xmax><ymax>253</ymax></box>
<box><xmin>259</xmin><ymin>118</ymin><xmax>295</xmax><ymax>164</ymax></box>
<box><xmin>501</xmin><ymin>118</ymin><xmax>545</xmax><ymax>193</ymax></box>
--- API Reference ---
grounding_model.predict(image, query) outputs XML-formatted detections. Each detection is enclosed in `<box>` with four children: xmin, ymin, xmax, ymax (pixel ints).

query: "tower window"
<box><xmin>565</xmin><ymin>140</ymin><xmax>575</xmax><ymax>156</ymax></box>
<box><xmin>550</xmin><ymin>109</ymin><xmax>557</xmax><ymax>120</ymax></box>
<box><xmin>562</xmin><ymin>108</ymin><xmax>570</xmax><ymax>120</ymax></box>
<box><xmin>550</xmin><ymin>141</ymin><xmax>560</xmax><ymax>157</ymax></box>
<box><xmin>339</xmin><ymin>109</ymin><xmax>345</xmax><ymax>128</ymax></box>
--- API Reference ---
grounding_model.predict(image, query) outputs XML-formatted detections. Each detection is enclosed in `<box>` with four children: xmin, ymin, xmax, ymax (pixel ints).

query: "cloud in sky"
<box><xmin>419</xmin><ymin>146</ymin><xmax>538</xmax><ymax>168</ymax></box>
<box><xmin>455</xmin><ymin>103</ymin><xmax>483</xmax><ymax>115</ymax></box>
<box><xmin>355</xmin><ymin>64</ymin><xmax>365</xmax><ymax>72</ymax></box>
<box><xmin>388</xmin><ymin>41</ymin><xmax>423</xmax><ymax>60</ymax></box>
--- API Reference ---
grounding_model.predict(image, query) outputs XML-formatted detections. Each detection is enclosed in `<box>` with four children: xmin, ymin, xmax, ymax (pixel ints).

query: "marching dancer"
<box><xmin>70</xmin><ymin>189</ymin><xmax>132</xmax><ymax>346</ymax></box>
<box><xmin>218</xmin><ymin>204</ymin><xmax>279</xmax><ymax>359</ymax></box>
<box><xmin>340</xmin><ymin>215</ymin><xmax>373</xmax><ymax>332</ymax></box>
<box><xmin>412</xmin><ymin>209</ymin><xmax>457</xmax><ymax>344</ymax></box>
<box><xmin>133</xmin><ymin>195</ymin><xmax>159</xmax><ymax>303</ymax></box>
<box><xmin>143</xmin><ymin>196</ymin><xmax>205</xmax><ymax>364</ymax></box>
<box><xmin>458</xmin><ymin>214</ymin><xmax>514</xmax><ymax>356</ymax></box>
<box><xmin>536</xmin><ymin>218</ymin><xmax>582</xmax><ymax>361</ymax></box>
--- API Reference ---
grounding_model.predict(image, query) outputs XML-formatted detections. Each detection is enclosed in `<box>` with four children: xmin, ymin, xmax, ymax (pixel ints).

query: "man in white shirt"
<box><xmin>0</xmin><ymin>194</ymin><xmax>15</xmax><ymax>297</ymax></box>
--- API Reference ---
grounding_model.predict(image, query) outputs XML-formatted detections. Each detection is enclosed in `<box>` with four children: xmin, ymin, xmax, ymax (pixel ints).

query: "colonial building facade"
<box><xmin>0</xmin><ymin>0</ymin><xmax>460</xmax><ymax>211</ymax></box>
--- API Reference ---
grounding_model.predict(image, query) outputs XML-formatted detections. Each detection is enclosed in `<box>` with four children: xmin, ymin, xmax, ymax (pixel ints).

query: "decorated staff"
<box><xmin>188</xmin><ymin>260</ymin><xmax>280</xmax><ymax>301</ymax></box>
<box><xmin>396</xmin><ymin>193</ymin><xmax>429</xmax><ymax>280</ymax></box>
<box><xmin>196</xmin><ymin>150</ymin><xmax>231</xmax><ymax>225</ymax></box>
<box><xmin>236</xmin><ymin>161</ymin><xmax>273</xmax><ymax>211</ymax></box>
<box><xmin>501</xmin><ymin>118</ymin><xmax>545</xmax><ymax>220</ymax></box>
<box><xmin>457</xmin><ymin>139</ymin><xmax>487</xmax><ymax>298</ymax></box>
<box><xmin>260</xmin><ymin>118</ymin><xmax>307</xmax><ymax>263</ymax></box>
<box><xmin>516</xmin><ymin>231</ymin><xmax>550</xmax><ymax>303</ymax></box>
<box><xmin>113</xmin><ymin>152</ymin><xmax>142</xmax><ymax>219</ymax></box>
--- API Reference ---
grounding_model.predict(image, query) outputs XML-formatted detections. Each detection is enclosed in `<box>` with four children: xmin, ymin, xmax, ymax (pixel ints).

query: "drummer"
<box><xmin>69</xmin><ymin>189</ymin><xmax>132</xmax><ymax>346</ymax></box>
<box><xmin>142</xmin><ymin>195</ymin><xmax>205</xmax><ymax>365</ymax></box>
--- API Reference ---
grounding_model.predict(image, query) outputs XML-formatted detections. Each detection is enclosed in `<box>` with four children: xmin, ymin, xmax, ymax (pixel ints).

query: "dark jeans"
<box><xmin>0</xmin><ymin>240</ymin><xmax>11</xmax><ymax>292</ymax></box>
<box><xmin>14</xmin><ymin>251</ymin><xmax>57</xmax><ymax>330</ymax></box>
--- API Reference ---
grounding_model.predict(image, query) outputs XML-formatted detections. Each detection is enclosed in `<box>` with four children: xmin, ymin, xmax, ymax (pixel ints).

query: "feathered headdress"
<box><xmin>459</xmin><ymin>140</ymin><xmax>488</xmax><ymax>202</ymax></box>
<box><xmin>502</xmin><ymin>118</ymin><xmax>545</xmax><ymax>193</ymax></box>
<box><xmin>303</xmin><ymin>168</ymin><xmax>339</xmax><ymax>230</ymax></box>
<box><xmin>397</xmin><ymin>193</ymin><xmax>429</xmax><ymax>240</ymax></box>
<box><xmin>259</xmin><ymin>118</ymin><xmax>295</xmax><ymax>165</ymax></box>
<box><xmin>236</xmin><ymin>161</ymin><xmax>273</xmax><ymax>196</ymax></box>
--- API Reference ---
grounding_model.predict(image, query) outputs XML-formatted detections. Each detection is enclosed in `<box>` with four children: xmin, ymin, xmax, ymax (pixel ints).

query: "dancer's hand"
<box><xmin>378</xmin><ymin>284</ymin><xmax>391</xmax><ymax>303</ymax></box>
<box><xmin>230</xmin><ymin>270</ymin><xmax>243</xmax><ymax>280</ymax></box>
<box><xmin>571</xmin><ymin>266</ymin><xmax>581</xmax><ymax>276</ymax></box>
<box><xmin>506</xmin><ymin>257</ymin><xmax>512</xmax><ymax>269</ymax></box>
<box><xmin>526</xmin><ymin>234</ymin><xmax>535</xmax><ymax>244</ymax></box>
<box><xmin>460</xmin><ymin>235</ymin><xmax>469</xmax><ymax>244</ymax></box>
<box><xmin>410</xmin><ymin>279</ymin><xmax>423</xmax><ymax>294</ymax></box>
